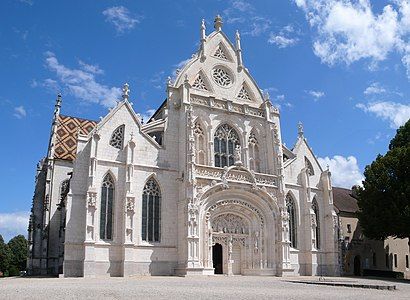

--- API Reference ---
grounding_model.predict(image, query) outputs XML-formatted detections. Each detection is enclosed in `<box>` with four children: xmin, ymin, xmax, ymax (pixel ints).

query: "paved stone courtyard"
<box><xmin>1</xmin><ymin>276</ymin><xmax>409</xmax><ymax>299</ymax></box>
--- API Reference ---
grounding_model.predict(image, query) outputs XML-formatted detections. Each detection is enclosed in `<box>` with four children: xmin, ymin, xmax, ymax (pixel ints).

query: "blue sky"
<box><xmin>0</xmin><ymin>0</ymin><xmax>409</xmax><ymax>241</ymax></box>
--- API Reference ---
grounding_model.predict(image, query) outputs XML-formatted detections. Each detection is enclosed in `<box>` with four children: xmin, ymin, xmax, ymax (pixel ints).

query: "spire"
<box><xmin>214</xmin><ymin>15</ymin><xmax>223</xmax><ymax>31</ymax></box>
<box><xmin>298</xmin><ymin>121</ymin><xmax>304</xmax><ymax>138</ymax></box>
<box><xmin>236</xmin><ymin>30</ymin><xmax>243</xmax><ymax>71</ymax></box>
<box><xmin>122</xmin><ymin>83</ymin><xmax>130</xmax><ymax>101</ymax></box>
<box><xmin>200</xmin><ymin>19</ymin><xmax>206</xmax><ymax>61</ymax></box>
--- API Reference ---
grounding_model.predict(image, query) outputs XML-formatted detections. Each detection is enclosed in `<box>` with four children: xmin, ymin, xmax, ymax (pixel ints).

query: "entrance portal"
<box><xmin>213</xmin><ymin>243</ymin><xmax>223</xmax><ymax>274</ymax></box>
<box><xmin>354</xmin><ymin>255</ymin><xmax>361</xmax><ymax>276</ymax></box>
<box><xmin>232</xmin><ymin>245</ymin><xmax>241</xmax><ymax>275</ymax></box>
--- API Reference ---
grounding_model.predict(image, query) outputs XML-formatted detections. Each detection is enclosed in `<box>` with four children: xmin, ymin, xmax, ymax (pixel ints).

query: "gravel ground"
<box><xmin>1</xmin><ymin>275</ymin><xmax>409</xmax><ymax>299</ymax></box>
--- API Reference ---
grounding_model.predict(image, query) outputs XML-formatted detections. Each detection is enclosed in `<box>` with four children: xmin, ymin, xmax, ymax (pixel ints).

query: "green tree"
<box><xmin>7</xmin><ymin>235</ymin><xmax>28</xmax><ymax>272</ymax></box>
<box><xmin>0</xmin><ymin>235</ymin><xmax>12</xmax><ymax>276</ymax></box>
<box><xmin>357</xmin><ymin>120</ymin><xmax>410</xmax><ymax>242</ymax></box>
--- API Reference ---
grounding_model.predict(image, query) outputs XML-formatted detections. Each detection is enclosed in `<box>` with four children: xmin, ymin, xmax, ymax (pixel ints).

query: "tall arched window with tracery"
<box><xmin>214</xmin><ymin>124</ymin><xmax>240</xmax><ymax>168</ymax></box>
<box><xmin>248</xmin><ymin>132</ymin><xmax>260</xmax><ymax>172</ymax></box>
<box><xmin>194</xmin><ymin>122</ymin><xmax>206</xmax><ymax>165</ymax></box>
<box><xmin>100</xmin><ymin>174</ymin><xmax>114</xmax><ymax>240</ymax></box>
<box><xmin>312</xmin><ymin>198</ymin><xmax>320</xmax><ymax>249</ymax></box>
<box><xmin>142</xmin><ymin>178</ymin><xmax>161</xmax><ymax>242</ymax></box>
<box><xmin>286</xmin><ymin>194</ymin><xmax>297</xmax><ymax>248</ymax></box>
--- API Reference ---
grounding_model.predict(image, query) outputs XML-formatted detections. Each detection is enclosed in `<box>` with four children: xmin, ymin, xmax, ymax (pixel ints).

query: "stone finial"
<box><xmin>214</xmin><ymin>15</ymin><xmax>223</xmax><ymax>31</ymax></box>
<box><xmin>235</xmin><ymin>30</ymin><xmax>241</xmax><ymax>50</ymax></box>
<box><xmin>122</xmin><ymin>83</ymin><xmax>130</xmax><ymax>101</ymax></box>
<box><xmin>201</xmin><ymin>19</ymin><xmax>206</xmax><ymax>40</ymax></box>
<box><xmin>298</xmin><ymin>121</ymin><xmax>304</xmax><ymax>138</ymax></box>
<box><xmin>263</xmin><ymin>91</ymin><xmax>270</xmax><ymax>101</ymax></box>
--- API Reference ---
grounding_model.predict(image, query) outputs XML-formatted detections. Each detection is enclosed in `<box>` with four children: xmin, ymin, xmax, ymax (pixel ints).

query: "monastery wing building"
<box><xmin>28</xmin><ymin>16</ymin><xmax>340</xmax><ymax>277</ymax></box>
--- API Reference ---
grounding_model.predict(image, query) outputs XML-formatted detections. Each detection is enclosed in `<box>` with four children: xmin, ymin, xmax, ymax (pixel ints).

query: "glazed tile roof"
<box><xmin>54</xmin><ymin>115</ymin><xmax>97</xmax><ymax>161</ymax></box>
<box><xmin>332</xmin><ymin>187</ymin><xmax>359</xmax><ymax>214</ymax></box>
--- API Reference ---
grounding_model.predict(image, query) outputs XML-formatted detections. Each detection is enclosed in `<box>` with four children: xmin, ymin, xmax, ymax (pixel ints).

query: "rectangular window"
<box><xmin>154</xmin><ymin>195</ymin><xmax>160</xmax><ymax>242</ymax></box>
<box><xmin>406</xmin><ymin>255</ymin><xmax>409</xmax><ymax>268</ymax></box>
<box><xmin>373</xmin><ymin>253</ymin><xmax>377</xmax><ymax>267</ymax></box>
<box><xmin>347</xmin><ymin>224</ymin><xmax>351</xmax><ymax>233</ymax></box>
<box><xmin>394</xmin><ymin>254</ymin><xmax>398</xmax><ymax>268</ymax></box>
<box><xmin>106</xmin><ymin>187</ymin><xmax>113</xmax><ymax>240</ymax></box>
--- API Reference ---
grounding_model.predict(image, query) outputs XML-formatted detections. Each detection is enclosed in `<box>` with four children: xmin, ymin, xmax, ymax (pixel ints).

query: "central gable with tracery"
<box><xmin>173</xmin><ymin>17</ymin><xmax>264</xmax><ymax>107</ymax></box>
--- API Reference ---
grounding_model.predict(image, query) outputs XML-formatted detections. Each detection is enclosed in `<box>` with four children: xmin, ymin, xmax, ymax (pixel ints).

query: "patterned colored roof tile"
<box><xmin>54</xmin><ymin>115</ymin><xmax>97</xmax><ymax>161</ymax></box>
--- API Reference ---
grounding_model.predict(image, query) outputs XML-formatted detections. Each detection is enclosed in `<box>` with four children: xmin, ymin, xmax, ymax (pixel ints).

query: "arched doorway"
<box><xmin>213</xmin><ymin>243</ymin><xmax>223</xmax><ymax>274</ymax></box>
<box><xmin>354</xmin><ymin>255</ymin><xmax>361</xmax><ymax>276</ymax></box>
<box><xmin>232</xmin><ymin>245</ymin><xmax>241</xmax><ymax>275</ymax></box>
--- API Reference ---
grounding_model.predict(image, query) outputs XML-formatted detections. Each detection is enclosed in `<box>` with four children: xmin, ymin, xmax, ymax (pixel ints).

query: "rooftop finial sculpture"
<box><xmin>122</xmin><ymin>83</ymin><xmax>130</xmax><ymax>101</ymax></box>
<box><xmin>298</xmin><ymin>121</ymin><xmax>304</xmax><ymax>138</ymax></box>
<box><xmin>214</xmin><ymin>14</ymin><xmax>223</xmax><ymax>31</ymax></box>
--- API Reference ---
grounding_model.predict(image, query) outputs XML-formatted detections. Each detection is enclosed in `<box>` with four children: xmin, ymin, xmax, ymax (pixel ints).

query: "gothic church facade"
<box><xmin>28</xmin><ymin>16</ymin><xmax>340</xmax><ymax>277</ymax></box>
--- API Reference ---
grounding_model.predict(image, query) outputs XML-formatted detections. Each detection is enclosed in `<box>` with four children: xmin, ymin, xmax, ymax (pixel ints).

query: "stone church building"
<box><xmin>28</xmin><ymin>16</ymin><xmax>340</xmax><ymax>277</ymax></box>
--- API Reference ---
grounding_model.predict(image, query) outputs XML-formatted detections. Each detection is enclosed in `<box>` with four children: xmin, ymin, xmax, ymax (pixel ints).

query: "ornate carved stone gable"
<box><xmin>213</xmin><ymin>44</ymin><xmax>228</xmax><ymax>60</ymax></box>
<box><xmin>237</xmin><ymin>85</ymin><xmax>252</xmax><ymax>101</ymax></box>
<box><xmin>192</xmin><ymin>74</ymin><xmax>208</xmax><ymax>91</ymax></box>
<box><xmin>212</xmin><ymin>213</ymin><xmax>249</xmax><ymax>234</ymax></box>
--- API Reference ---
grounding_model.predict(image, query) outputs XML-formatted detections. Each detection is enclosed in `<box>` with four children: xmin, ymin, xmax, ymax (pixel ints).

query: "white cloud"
<box><xmin>364</xmin><ymin>82</ymin><xmax>386</xmax><ymax>95</ymax></box>
<box><xmin>307</xmin><ymin>90</ymin><xmax>325</xmax><ymax>100</ymax></box>
<box><xmin>294</xmin><ymin>0</ymin><xmax>410</xmax><ymax>79</ymax></box>
<box><xmin>0</xmin><ymin>211</ymin><xmax>30</xmax><ymax>242</ymax></box>
<box><xmin>102</xmin><ymin>6</ymin><xmax>140</xmax><ymax>33</ymax></box>
<box><xmin>45</xmin><ymin>51</ymin><xmax>121</xmax><ymax>107</ymax></box>
<box><xmin>356</xmin><ymin>101</ymin><xmax>410</xmax><ymax>128</ymax></box>
<box><xmin>268</xmin><ymin>24</ymin><xmax>300</xmax><ymax>48</ymax></box>
<box><xmin>318</xmin><ymin>155</ymin><xmax>363</xmax><ymax>188</ymax></box>
<box><xmin>223</xmin><ymin>1</ymin><xmax>271</xmax><ymax>36</ymax></box>
<box><xmin>138</xmin><ymin>108</ymin><xmax>156</xmax><ymax>123</ymax></box>
<box><xmin>13</xmin><ymin>106</ymin><xmax>26</xmax><ymax>119</ymax></box>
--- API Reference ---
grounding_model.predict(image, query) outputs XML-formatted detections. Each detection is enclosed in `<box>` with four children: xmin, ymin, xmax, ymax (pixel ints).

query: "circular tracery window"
<box><xmin>212</xmin><ymin>67</ymin><xmax>232</xmax><ymax>87</ymax></box>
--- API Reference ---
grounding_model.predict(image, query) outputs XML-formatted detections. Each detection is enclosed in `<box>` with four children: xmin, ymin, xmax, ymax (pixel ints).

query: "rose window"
<box><xmin>212</xmin><ymin>68</ymin><xmax>232</xmax><ymax>87</ymax></box>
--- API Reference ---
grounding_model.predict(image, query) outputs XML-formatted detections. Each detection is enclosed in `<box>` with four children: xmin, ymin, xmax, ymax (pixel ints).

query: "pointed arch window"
<box><xmin>100</xmin><ymin>174</ymin><xmax>114</xmax><ymax>240</ymax></box>
<box><xmin>194</xmin><ymin>122</ymin><xmax>207</xmax><ymax>165</ymax></box>
<box><xmin>286</xmin><ymin>194</ymin><xmax>297</xmax><ymax>249</ymax></box>
<box><xmin>305</xmin><ymin>157</ymin><xmax>314</xmax><ymax>176</ymax></box>
<box><xmin>248</xmin><ymin>132</ymin><xmax>260</xmax><ymax>172</ymax></box>
<box><xmin>142</xmin><ymin>178</ymin><xmax>161</xmax><ymax>242</ymax></box>
<box><xmin>192</xmin><ymin>75</ymin><xmax>208</xmax><ymax>91</ymax></box>
<box><xmin>312</xmin><ymin>198</ymin><xmax>320</xmax><ymax>249</ymax></box>
<box><xmin>109</xmin><ymin>125</ymin><xmax>125</xmax><ymax>149</ymax></box>
<box><xmin>214</xmin><ymin>124</ymin><xmax>240</xmax><ymax>168</ymax></box>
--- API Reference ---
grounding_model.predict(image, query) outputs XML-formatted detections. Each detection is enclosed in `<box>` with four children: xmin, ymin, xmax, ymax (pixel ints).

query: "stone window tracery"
<box><xmin>213</xmin><ymin>45</ymin><xmax>228</xmax><ymax>60</ymax></box>
<box><xmin>109</xmin><ymin>125</ymin><xmax>125</xmax><ymax>150</ymax></box>
<box><xmin>212</xmin><ymin>67</ymin><xmax>232</xmax><ymax>87</ymax></box>
<box><xmin>237</xmin><ymin>86</ymin><xmax>251</xmax><ymax>101</ymax></box>
<box><xmin>194</xmin><ymin>122</ymin><xmax>206</xmax><ymax>165</ymax></box>
<box><xmin>142</xmin><ymin>178</ymin><xmax>161</xmax><ymax>242</ymax></box>
<box><xmin>212</xmin><ymin>214</ymin><xmax>248</xmax><ymax>234</ymax></box>
<box><xmin>312</xmin><ymin>198</ymin><xmax>320</xmax><ymax>249</ymax></box>
<box><xmin>305</xmin><ymin>157</ymin><xmax>314</xmax><ymax>176</ymax></box>
<box><xmin>192</xmin><ymin>75</ymin><xmax>208</xmax><ymax>91</ymax></box>
<box><xmin>214</xmin><ymin>124</ymin><xmax>240</xmax><ymax>168</ymax></box>
<box><xmin>248</xmin><ymin>132</ymin><xmax>260</xmax><ymax>172</ymax></box>
<box><xmin>286</xmin><ymin>194</ymin><xmax>297</xmax><ymax>248</ymax></box>
<box><xmin>100</xmin><ymin>173</ymin><xmax>114</xmax><ymax>240</ymax></box>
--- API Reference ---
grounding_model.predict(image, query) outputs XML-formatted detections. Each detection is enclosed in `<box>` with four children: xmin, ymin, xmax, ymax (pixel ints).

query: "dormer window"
<box><xmin>109</xmin><ymin>125</ymin><xmax>125</xmax><ymax>149</ymax></box>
